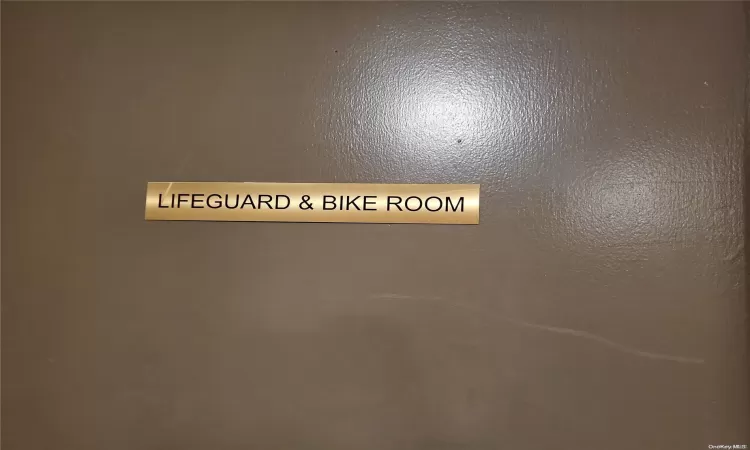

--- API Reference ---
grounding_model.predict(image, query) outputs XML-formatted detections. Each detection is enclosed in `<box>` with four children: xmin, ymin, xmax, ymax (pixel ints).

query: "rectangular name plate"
<box><xmin>145</xmin><ymin>182</ymin><xmax>479</xmax><ymax>224</ymax></box>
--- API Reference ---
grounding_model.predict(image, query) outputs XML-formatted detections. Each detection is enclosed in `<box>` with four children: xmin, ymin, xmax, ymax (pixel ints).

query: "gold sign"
<box><xmin>145</xmin><ymin>182</ymin><xmax>479</xmax><ymax>224</ymax></box>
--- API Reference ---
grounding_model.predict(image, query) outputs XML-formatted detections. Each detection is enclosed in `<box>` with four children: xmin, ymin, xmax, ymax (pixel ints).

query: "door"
<box><xmin>2</xmin><ymin>2</ymin><xmax>748</xmax><ymax>449</ymax></box>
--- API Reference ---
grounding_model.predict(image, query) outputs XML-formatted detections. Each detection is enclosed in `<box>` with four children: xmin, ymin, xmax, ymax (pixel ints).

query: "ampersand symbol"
<box><xmin>299</xmin><ymin>195</ymin><xmax>314</xmax><ymax>210</ymax></box>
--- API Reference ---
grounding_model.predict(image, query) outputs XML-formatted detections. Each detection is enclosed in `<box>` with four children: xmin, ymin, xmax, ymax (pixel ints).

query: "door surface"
<box><xmin>2</xmin><ymin>2</ymin><xmax>748</xmax><ymax>449</ymax></box>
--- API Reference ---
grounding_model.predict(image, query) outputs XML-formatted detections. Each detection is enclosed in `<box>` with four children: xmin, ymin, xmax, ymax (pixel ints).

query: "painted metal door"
<box><xmin>2</xmin><ymin>3</ymin><xmax>748</xmax><ymax>449</ymax></box>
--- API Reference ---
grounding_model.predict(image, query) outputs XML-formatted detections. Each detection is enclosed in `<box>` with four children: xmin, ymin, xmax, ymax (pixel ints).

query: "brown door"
<box><xmin>2</xmin><ymin>3</ymin><xmax>748</xmax><ymax>449</ymax></box>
